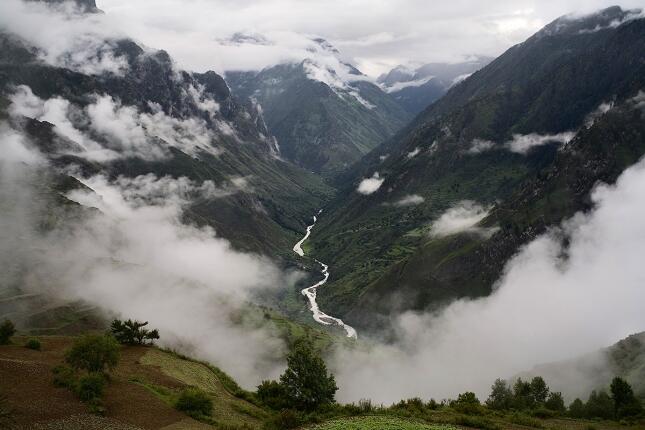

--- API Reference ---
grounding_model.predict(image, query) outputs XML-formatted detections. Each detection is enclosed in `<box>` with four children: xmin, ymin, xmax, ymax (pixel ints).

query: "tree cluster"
<box><xmin>486</xmin><ymin>376</ymin><xmax>564</xmax><ymax>413</ymax></box>
<box><xmin>569</xmin><ymin>377</ymin><xmax>643</xmax><ymax>420</ymax></box>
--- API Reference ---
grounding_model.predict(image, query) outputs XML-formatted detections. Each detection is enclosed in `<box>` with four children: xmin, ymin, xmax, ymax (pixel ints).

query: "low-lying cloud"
<box><xmin>467</xmin><ymin>132</ymin><xmax>575</xmax><ymax>155</ymax></box>
<box><xmin>333</xmin><ymin>157</ymin><xmax>645</xmax><ymax>403</ymax></box>
<box><xmin>357</xmin><ymin>172</ymin><xmax>384</xmax><ymax>195</ymax></box>
<box><xmin>429</xmin><ymin>200</ymin><xmax>493</xmax><ymax>237</ymax></box>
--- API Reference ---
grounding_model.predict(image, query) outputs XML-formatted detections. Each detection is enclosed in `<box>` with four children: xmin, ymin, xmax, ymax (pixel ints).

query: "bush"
<box><xmin>76</xmin><ymin>373</ymin><xmax>107</xmax><ymax>402</ymax></box>
<box><xmin>509</xmin><ymin>412</ymin><xmax>544</xmax><ymax>428</ymax></box>
<box><xmin>52</xmin><ymin>365</ymin><xmax>77</xmax><ymax>389</ymax></box>
<box><xmin>175</xmin><ymin>387</ymin><xmax>213</xmax><ymax>418</ymax></box>
<box><xmin>486</xmin><ymin>379</ymin><xmax>513</xmax><ymax>411</ymax></box>
<box><xmin>532</xmin><ymin>407</ymin><xmax>558</xmax><ymax>419</ymax></box>
<box><xmin>24</xmin><ymin>338</ymin><xmax>41</xmax><ymax>351</ymax></box>
<box><xmin>65</xmin><ymin>335</ymin><xmax>120</xmax><ymax>373</ymax></box>
<box><xmin>263</xmin><ymin>409</ymin><xmax>302</xmax><ymax>430</ymax></box>
<box><xmin>0</xmin><ymin>320</ymin><xmax>16</xmax><ymax>345</ymax></box>
<box><xmin>454</xmin><ymin>414</ymin><xmax>499</xmax><ymax>430</ymax></box>
<box><xmin>110</xmin><ymin>319</ymin><xmax>159</xmax><ymax>345</ymax></box>
<box><xmin>453</xmin><ymin>391</ymin><xmax>484</xmax><ymax>415</ymax></box>
<box><xmin>257</xmin><ymin>380</ymin><xmax>289</xmax><ymax>410</ymax></box>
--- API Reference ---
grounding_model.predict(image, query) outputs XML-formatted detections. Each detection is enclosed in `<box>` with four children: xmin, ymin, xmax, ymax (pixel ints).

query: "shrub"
<box><xmin>357</xmin><ymin>398</ymin><xmax>373</xmax><ymax>413</ymax></box>
<box><xmin>454</xmin><ymin>414</ymin><xmax>499</xmax><ymax>430</ymax></box>
<box><xmin>175</xmin><ymin>387</ymin><xmax>213</xmax><ymax>418</ymax></box>
<box><xmin>65</xmin><ymin>334</ymin><xmax>120</xmax><ymax>373</ymax></box>
<box><xmin>52</xmin><ymin>365</ymin><xmax>77</xmax><ymax>389</ymax></box>
<box><xmin>76</xmin><ymin>373</ymin><xmax>107</xmax><ymax>402</ymax></box>
<box><xmin>110</xmin><ymin>319</ymin><xmax>159</xmax><ymax>345</ymax></box>
<box><xmin>24</xmin><ymin>338</ymin><xmax>41</xmax><ymax>350</ymax></box>
<box><xmin>263</xmin><ymin>409</ymin><xmax>301</xmax><ymax>430</ymax></box>
<box><xmin>0</xmin><ymin>320</ymin><xmax>16</xmax><ymax>345</ymax></box>
<box><xmin>509</xmin><ymin>412</ymin><xmax>544</xmax><ymax>428</ymax></box>
<box><xmin>453</xmin><ymin>391</ymin><xmax>484</xmax><ymax>415</ymax></box>
<box><xmin>257</xmin><ymin>380</ymin><xmax>289</xmax><ymax>410</ymax></box>
<box><xmin>532</xmin><ymin>407</ymin><xmax>558</xmax><ymax>419</ymax></box>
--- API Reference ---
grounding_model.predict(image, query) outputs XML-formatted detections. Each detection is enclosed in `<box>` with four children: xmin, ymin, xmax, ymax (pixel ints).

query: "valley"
<box><xmin>1</xmin><ymin>0</ymin><xmax>645</xmax><ymax>429</ymax></box>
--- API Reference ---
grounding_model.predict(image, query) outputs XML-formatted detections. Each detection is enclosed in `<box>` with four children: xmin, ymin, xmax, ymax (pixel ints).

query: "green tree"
<box><xmin>585</xmin><ymin>390</ymin><xmax>613</xmax><ymax>420</ymax></box>
<box><xmin>0</xmin><ymin>319</ymin><xmax>16</xmax><ymax>345</ymax></box>
<box><xmin>529</xmin><ymin>376</ymin><xmax>549</xmax><ymax>405</ymax></box>
<box><xmin>568</xmin><ymin>398</ymin><xmax>586</xmax><ymax>418</ymax></box>
<box><xmin>454</xmin><ymin>391</ymin><xmax>482</xmax><ymax>414</ymax></box>
<box><xmin>65</xmin><ymin>334</ymin><xmax>120</xmax><ymax>373</ymax></box>
<box><xmin>610</xmin><ymin>377</ymin><xmax>642</xmax><ymax>418</ymax></box>
<box><xmin>513</xmin><ymin>378</ymin><xmax>533</xmax><ymax>410</ymax></box>
<box><xmin>544</xmin><ymin>391</ymin><xmax>566</xmax><ymax>413</ymax></box>
<box><xmin>279</xmin><ymin>341</ymin><xmax>337</xmax><ymax>411</ymax></box>
<box><xmin>486</xmin><ymin>378</ymin><xmax>513</xmax><ymax>410</ymax></box>
<box><xmin>110</xmin><ymin>319</ymin><xmax>159</xmax><ymax>345</ymax></box>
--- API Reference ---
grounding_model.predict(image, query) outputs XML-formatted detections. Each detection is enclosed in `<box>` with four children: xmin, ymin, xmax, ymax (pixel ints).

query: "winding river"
<box><xmin>293</xmin><ymin>211</ymin><xmax>358</xmax><ymax>339</ymax></box>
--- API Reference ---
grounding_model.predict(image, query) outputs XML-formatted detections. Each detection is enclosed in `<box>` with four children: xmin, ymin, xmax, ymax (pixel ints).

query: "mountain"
<box><xmin>377</xmin><ymin>57</ymin><xmax>492</xmax><ymax>115</ymax></box>
<box><xmin>309</xmin><ymin>6</ymin><xmax>645</xmax><ymax>330</ymax></box>
<box><xmin>0</xmin><ymin>2</ymin><xmax>342</xmax><ymax>331</ymax></box>
<box><xmin>225</xmin><ymin>39</ymin><xmax>411</xmax><ymax>177</ymax></box>
<box><xmin>519</xmin><ymin>332</ymin><xmax>645</xmax><ymax>401</ymax></box>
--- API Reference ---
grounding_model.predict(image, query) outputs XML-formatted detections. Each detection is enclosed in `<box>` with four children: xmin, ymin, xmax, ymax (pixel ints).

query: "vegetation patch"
<box><xmin>307</xmin><ymin>416</ymin><xmax>459</xmax><ymax>430</ymax></box>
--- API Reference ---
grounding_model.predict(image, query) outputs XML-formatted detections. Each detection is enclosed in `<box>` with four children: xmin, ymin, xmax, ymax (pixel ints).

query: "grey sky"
<box><xmin>96</xmin><ymin>0</ymin><xmax>645</xmax><ymax>76</ymax></box>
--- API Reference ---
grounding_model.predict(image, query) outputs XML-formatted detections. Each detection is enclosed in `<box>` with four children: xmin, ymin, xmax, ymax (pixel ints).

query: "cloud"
<box><xmin>406</xmin><ymin>147</ymin><xmax>421</xmax><ymax>158</ymax></box>
<box><xmin>429</xmin><ymin>200</ymin><xmax>494</xmax><ymax>237</ymax></box>
<box><xmin>467</xmin><ymin>138</ymin><xmax>496</xmax><ymax>154</ymax></box>
<box><xmin>9</xmin><ymin>86</ymin><xmax>222</xmax><ymax>161</ymax></box>
<box><xmin>357</xmin><ymin>172</ymin><xmax>384</xmax><ymax>195</ymax></box>
<box><xmin>506</xmin><ymin>132</ymin><xmax>575</xmax><ymax>154</ymax></box>
<box><xmin>467</xmin><ymin>132</ymin><xmax>575</xmax><ymax>155</ymax></box>
<box><xmin>0</xmin><ymin>0</ymin><xmax>130</xmax><ymax>75</ymax></box>
<box><xmin>0</xmin><ymin>124</ymin><xmax>288</xmax><ymax>387</ymax></box>
<box><xmin>333</xmin><ymin>156</ymin><xmax>645</xmax><ymax>403</ymax></box>
<box><xmin>390</xmin><ymin>194</ymin><xmax>425</xmax><ymax>207</ymax></box>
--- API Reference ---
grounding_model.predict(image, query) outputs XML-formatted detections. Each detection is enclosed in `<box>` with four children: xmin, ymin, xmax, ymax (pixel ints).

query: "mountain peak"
<box><xmin>538</xmin><ymin>6</ymin><xmax>643</xmax><ymax>37</ymax></box>
<box><xmin>27</xmin><ymin>0</ymin><xmax>101</xmax><ymax>13</ymax></box>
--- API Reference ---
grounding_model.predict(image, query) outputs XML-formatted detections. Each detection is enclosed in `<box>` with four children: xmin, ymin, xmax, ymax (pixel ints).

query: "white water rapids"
<box><xmin>292</xmin><ymin>211</ymin><xmax>357</xmax><ymax>339</ymax></box>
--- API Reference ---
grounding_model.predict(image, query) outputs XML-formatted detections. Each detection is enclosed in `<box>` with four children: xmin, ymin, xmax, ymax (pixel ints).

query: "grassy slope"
<box><xmin>0</xmin><ymin>336</ymin><xmax>265</xmax><ymax>429</ymax></box>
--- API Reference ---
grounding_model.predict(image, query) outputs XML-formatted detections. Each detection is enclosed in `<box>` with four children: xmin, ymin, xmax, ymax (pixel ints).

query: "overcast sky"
<box><xmin>95</xmin><ymin>0</ymin><xmax>644</xmax><ymax>76</ymax></box>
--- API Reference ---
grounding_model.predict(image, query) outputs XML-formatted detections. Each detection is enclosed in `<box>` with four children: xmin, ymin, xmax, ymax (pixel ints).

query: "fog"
<box><xmin>0</xmin><ymin>124</ymin><xmax>288</xmax><ymax>387</ymax></box>
<box><xmin>332</xmin><ymin>157</ymin><xmax>645</xmax><ymax>403</ymax></box>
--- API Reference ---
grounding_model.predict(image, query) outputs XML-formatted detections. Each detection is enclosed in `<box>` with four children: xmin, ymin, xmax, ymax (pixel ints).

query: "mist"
<box><xmin>0</xmin><ymin>124</ymin><xmax>289</xmax><ymax>387</ymax></box>
<box><xmin>332</xmin><ymin>157</ymin><xmax>645</xmax><ymax>403</ymax></box>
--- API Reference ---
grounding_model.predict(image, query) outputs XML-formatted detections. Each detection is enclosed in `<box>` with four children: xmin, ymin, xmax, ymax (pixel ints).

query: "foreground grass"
<box><xmin>308</xmin><ymin>416</ymin><xmax>458</xmax><ymax>430</ymax></box>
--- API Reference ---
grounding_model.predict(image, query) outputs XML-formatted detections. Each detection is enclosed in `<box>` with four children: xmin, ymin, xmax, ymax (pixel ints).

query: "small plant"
<box><xmin>24</xmin><ymin>338</ymin><xmax>41</xmax><ymax>350</ymax></box>
<box><xmin>76</xmin><ymin>373</ymin><xmax>107</xmax><ymax>402</ymax></box>
<box><xmin>65</xmin><ymin>334</ymin><xmax>120</xmax><ymax>373</ymax></box>
<box><xmin>0</xmin><ymin>319</ymin><xmax>16</xmax><ymax>345</ymax></box>
<box><xmin>52</xmin><ymin>365</ymin><xmax>77</xmax><ymax>389</ymax></box>
<box><xmin>175</xmin><ymin>387</ymin><xmax>213</xmax><ymax>418</ymax></box>
<box><xmin>110</xmin><ymin>319</ymin><xmax>159</xmax><ymax>345</ymax></box>
<box><xmin>509</xmin><ymin>412</ymin><xmax>544</xmax><ymax>428</ymax></box>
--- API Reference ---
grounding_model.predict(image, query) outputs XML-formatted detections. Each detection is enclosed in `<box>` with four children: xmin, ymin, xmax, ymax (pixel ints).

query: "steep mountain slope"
<box><xmin>225</xmin><ymin>40</ymin><xmax>411</xmax><ymax>177</ymax></box>
<box><xmin>377</xmin><ymin>57</ymin><xmax>491</xmax><ymax>115</ymax></box>
<box><xmin>309</xmin><ymin>6</ymin><xmax>645</xmax><ymax>330</ymax></box>
<box><xmin>0</xmin><ymin>27</ymin><xmax>332</xmax><ymax>258</ymax></box>
<box><xmin>0</xmin><ymin>0</ymin><xmax>340</xmax><ymax>335</ymax></box>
